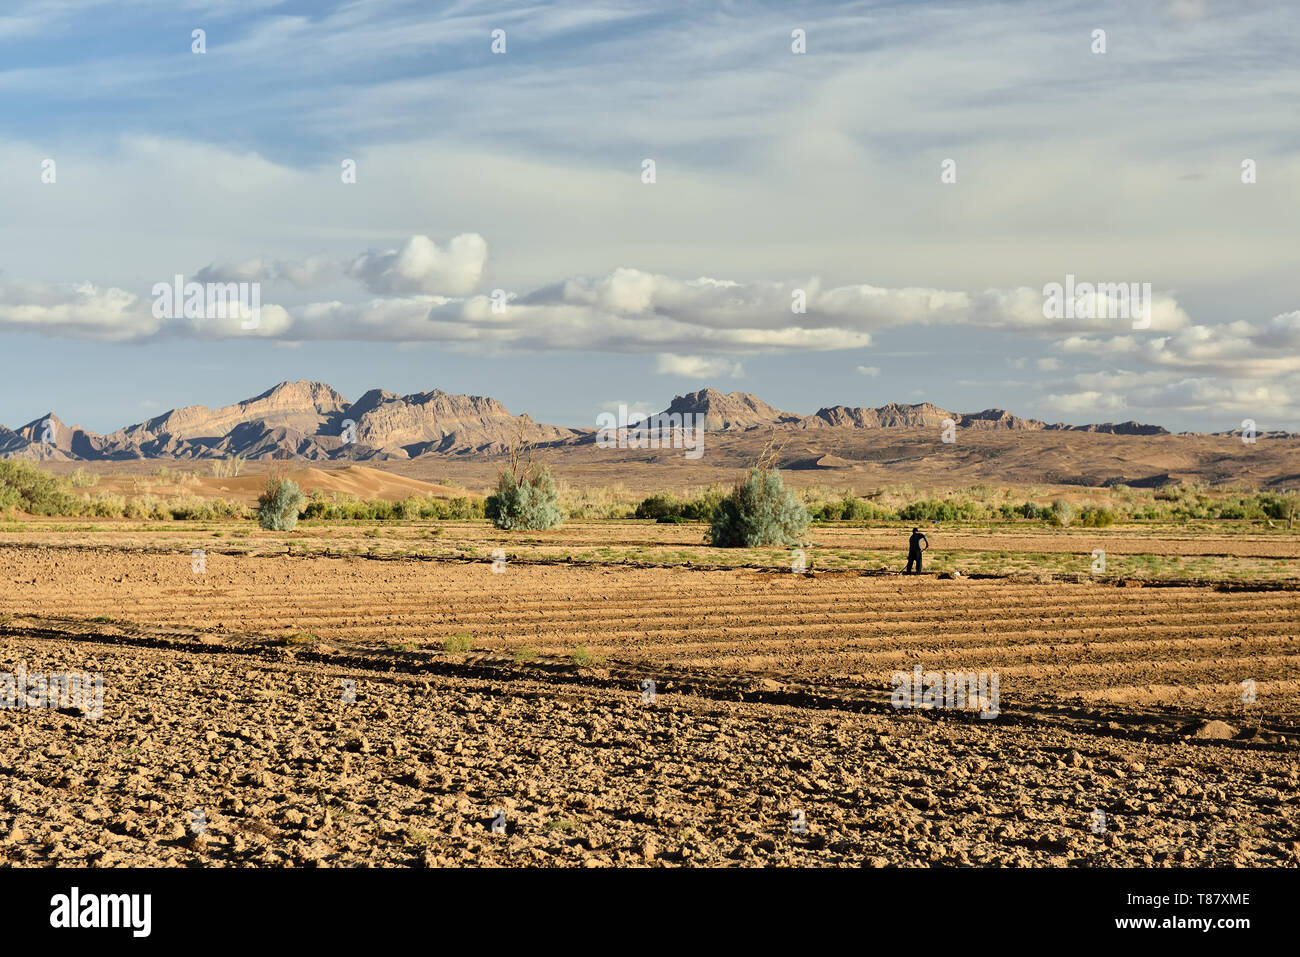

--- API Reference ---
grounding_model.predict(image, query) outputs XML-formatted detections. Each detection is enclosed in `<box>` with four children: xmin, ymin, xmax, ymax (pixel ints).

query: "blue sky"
<box><xmin>1</xmin><ymin>0</ymin><xmax>1297</xmax><ymax>434</ymax></box>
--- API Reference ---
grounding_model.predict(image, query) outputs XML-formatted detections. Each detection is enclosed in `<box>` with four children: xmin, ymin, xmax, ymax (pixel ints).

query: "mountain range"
<box><xmin>0</xmin><ymin>381</ymin><xmax>1278</xmax><ymax>463</ymax></box>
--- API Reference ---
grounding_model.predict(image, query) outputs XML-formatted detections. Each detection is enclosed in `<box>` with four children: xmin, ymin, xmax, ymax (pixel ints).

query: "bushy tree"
<box><xmin>708</xmin><ymin>467</ymin><xmax>808</xmax><ymax>547</ymax></box>
<box><xmin>1258</xmin><ymin>491</ymin><xmax>1300</xmax><ymax>527</ymax></box>
<box><xmin>1049</xmin><ymin>498</ymin><xmax>1075</xmax><ymax>527</ymax></box>
<box><xmin>486</xmin><ymin>432</ymin><xmax>565</xmax><ymax>531</ymax></box>
<box><xmin>257</xmin><ymin>474</ymin><xmax>302</xmax><ymax>531</ymax></box>
<box><xmin>0</xmin><ymin>460</ymin><xmax>81</xmax><ymax>516</ymax></box>
<box><xmin>486</xmin><ymin>465</ymin><xmax>564</xmax><ymax>530</ymax></box>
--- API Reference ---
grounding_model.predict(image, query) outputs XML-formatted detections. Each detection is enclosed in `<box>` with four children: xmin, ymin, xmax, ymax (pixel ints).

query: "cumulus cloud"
<box><xmin>655</xmin><ymin>354</ymin><xmax>744</xmax><ymax>379</ymax></box>
<box><xmin>195</xmin><ymin>233</ymin><xmax>488</xmax><ymax>296</ymax></box>
<box><xmin>347</xmin><ymin>234</ymin><xmax>487</xmax><ymax>296</ymax></box>
<box><xmin>1058</xmin><ymin>312</ymin><xmax>1300</xmax><ymax>377</ymax></box>
<box><xmin>0</xmin><ymin>281</ymin><xmax>154</xmax><ymax>341</ymax></box>
<box><xmin>3</xmin><ymin>250</ymin><xmax>1297</xmax><ymax>427</ymax></box>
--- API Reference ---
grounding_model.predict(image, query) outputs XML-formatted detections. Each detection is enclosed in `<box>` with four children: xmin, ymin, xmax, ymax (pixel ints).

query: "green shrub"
<box><xmin>897</xmin><ymin>499</ymin><xmax>982</xmax><ymax>522</ymax></box>
<box><xmin>812</xmin><ymin>497</ymin><xmax>896</xmax><ymax>522</ymax></box>
<box><xmin>299</xmin><ymin>492</ymin><xmax>483</xmax><ymax>522</ymax></box>
<box><xmin>212</xmin><ymin>497</ymin><xmax>247</xmax><ymax>519</ymax></box>
<box><xmin>487</xmin><ymin>465</ymin><xmax>564</xmax><ymax>531</ymax></box>
<box><xmin>447</xmin><ymin>496</ymin><xmax>484</xmax><ymax>519</ymax></box>
<box><xmin>443</xmin><ymin>633</ymin><xmax>474</xmax><ymax>653</ymax></box>
<box><xmin>634</xmin><ymin>489</ymin><xmax>724</xmax><ymax>522</ymax></box>
<box><xmin>166</xmin><ymin>494</ymin><xmax>213</xmax><ymax>520</ymax></box>
<box><xmin>68</xmin><ymin>467</ymin><xmax>100</xmax><ymax>488</ymax></box>
<box><xmin>1256</xmin><ymin>493</ymin><xmax>1299</xmax><ymax>524</ymax></box>
<box><xmin>635</xmin><ymin>493</ymin><xmax>679</xmax><ymax>520</ymax></box>
<box><xmin>302</xmin><ymin>500</ymin><xmax>330</xmax><ymax>520</ymax></box>
<box><xmin>125</xmin><ymin>494</ymin><xmax>169</xmax><ymax>520</ymax></box>
<box><xmin>686</xmin><ymin>489</ymin><xmax>726</xmax><ymax>520</ymax></box>
<box><xmin>0</xmin><ymin>485</ymin><xmax>22</xmax><ymax>512</ymax></box>
<box><xmin>1049</xmin><ymin>498</ymin><xmax>1076</xmax><ymax>527</ymax></box>
<box><xmin>572</xmin><ymin>645</ymin><xmax>605</xmax><ymax>666</ymax></box>
<box><xmin>1020</xmin><ymin>501</ymin><xmax>1048</xmax><ymax>520</ymax></box>
<box><xmin>85</xmin><ymin>493</ymin><xmax>127</xmax><ymax>518</ymax></box>
<box><xmin>1079</xmin><ymin>507</ymin><xmax>1116</xmax><ymax>527</ymax></box>
<box><xmin>0</xmin><ymin>460</ymin><xmax>81</xmax><ymax>516</ymax></box>
<box><xmin>708</xmin><ymin>467</ymin><xmax>809</xmax><ymax>548</ymax></box>
<box><xmin>257</xmin><ymin>476</ymin><xmax>303</xmax><ymax>531</ymax></box>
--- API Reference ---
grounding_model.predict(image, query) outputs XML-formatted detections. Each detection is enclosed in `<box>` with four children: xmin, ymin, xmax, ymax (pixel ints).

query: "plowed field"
<box><xmin>1</xmin><ymin>524</ymin><xmax>1297</xmax><ymax>867</ymax></box>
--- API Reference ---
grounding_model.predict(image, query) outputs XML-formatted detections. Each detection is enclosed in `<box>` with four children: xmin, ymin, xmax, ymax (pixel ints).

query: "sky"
<box><xmin>0</xmin><ymin>0</ymin><xmax>1297</xmax><ymax>434</ymax></box>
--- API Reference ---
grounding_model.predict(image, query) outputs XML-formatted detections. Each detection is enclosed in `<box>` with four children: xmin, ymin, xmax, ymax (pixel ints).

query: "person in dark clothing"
<box><xmin>905</xmin><ymin>527</ymin><xmax>928</xmax><ymax>574</ymax></box>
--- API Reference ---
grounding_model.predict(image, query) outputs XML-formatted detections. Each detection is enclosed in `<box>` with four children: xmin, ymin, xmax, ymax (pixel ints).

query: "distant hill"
<box><xmin>656</xmin><ymin>388</ymin><xmax>802</xmax><ymax>431</ymax></box>
<box><xmin>0</xmin><ymin>381</ymin><xmax>580</xmax><ymax>462</ymax></box>
<box><xmin>655</xmin><ymin>392</ymin><xmax>1175</xmax><ymax>436</ymax></box>
<box><xmin>2</xmin><ymin>383</ymin><xmax>1293</xmax><ymax>492</ymax></box>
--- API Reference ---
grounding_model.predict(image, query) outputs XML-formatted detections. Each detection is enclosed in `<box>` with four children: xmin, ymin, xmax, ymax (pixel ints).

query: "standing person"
<box><xmin>905</xmin><ymin>527</ymin><xmax>928</xmax><ymax>574</ymax></box>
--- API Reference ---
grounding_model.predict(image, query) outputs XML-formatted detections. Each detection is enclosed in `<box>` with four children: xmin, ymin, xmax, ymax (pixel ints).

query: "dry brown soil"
<box><xmin>0</xmin><ymin>529</ymin><xmax>1296</xmax><ymax>867</ymax></box>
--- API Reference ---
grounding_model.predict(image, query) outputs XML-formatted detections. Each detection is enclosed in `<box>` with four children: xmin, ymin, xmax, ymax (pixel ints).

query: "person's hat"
<box><xmin>912</xmin><ymin>527</ymin><xmax>918</xmax><ymax>533</ymax></box>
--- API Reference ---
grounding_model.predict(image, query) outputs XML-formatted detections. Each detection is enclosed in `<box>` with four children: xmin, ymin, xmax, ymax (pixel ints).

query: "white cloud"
<box><xmin>0</xmin><ymin>204</ymin><xmax>1293</xmax><ymax>426</ymax></box>
<box><xmin>1055</xmin><ymin>368</ymin><xmax>1300</xmax><ymax>420</ymax></box>
<box><xmin>1059</xmin><ymin>335</ymin><xmax>1139</xmax><ymax>356</ymax></box>
<box><xmin>1058</xmin><ymin>312</ymin><xmax>1300</xmax><ymax>377</ymax></box>
<box><xmin>347</xmin><ymin>234</ymin><xmax>487</xmax><ymax>296</ymax></box>
<box><xmin>195</xmin><ymin>233</ymin><xmax>489</xmax><ymax>297</ymax></box>
<box><xmin>1044</xmin><ymin>391</ymin><xmax>1128</xmax><ymax>416</ymax></box>
<box><xmin>5</xmin><ymin>249</ymin><xmax>1296</xmax><ymax>417</ymax></box>
<box><xmin>654</xmin><ymin>354</ymin><xmax>744</xmax><ymax>379</ymax></box>
<box><xmin>1125</xmin><ymin>378</ymin><xmax>1291</xmax><ymax>413</ymax></box>
<box><xmin>0</xmin><ymin>281</ymin><xmax>153</xmax><ymax>341</ymax></box>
